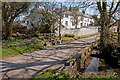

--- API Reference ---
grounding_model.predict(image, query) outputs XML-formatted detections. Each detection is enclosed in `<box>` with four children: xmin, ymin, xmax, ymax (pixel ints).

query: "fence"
<box><xmin>39</xmin><ymin>33</ymin><xmax>56</xmax><ymax>41</ymax></box>
<box><xmin>109</xmin><ymin>21</ymin><xmax>120</xmax><ymax>46</ymax></box>
<box><xmin>39</xmin><ymin>33</ymin><xmax>63</xmax><ymax>46</ymax></box>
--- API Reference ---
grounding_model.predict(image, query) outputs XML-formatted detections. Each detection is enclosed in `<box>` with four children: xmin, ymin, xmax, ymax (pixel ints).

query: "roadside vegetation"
<box><xmin>34</xmin><ymin>69</ymin><xmax>73</xmax><ymax>79</ymax></box>
<box><xmin>34</xmin><ymin>69</ymin><xmax>119</xmax><ymax>79</ymax></box>
<box><xmin>75</xmin><ymin>32</ymin><xmax>99</xmax><ymax>39</ymax></box>
<box><xmin>2</xmin><ymin>32</ymin><xmax>99</xmax><ymax>58</ymax></box>
<box><xmin>63</xmin><ymin>32</ymin><xmax>99</xmax><ymax>41</ymax></box>
<box><xmin>64</xmin><ymin>34</ymin><xmax>75</xmax><ymax>38</ymax></box>
<box><xmin>2</xmin><ymin>37</ymin><xmax>44</xmax><ymax>57</ymax></box>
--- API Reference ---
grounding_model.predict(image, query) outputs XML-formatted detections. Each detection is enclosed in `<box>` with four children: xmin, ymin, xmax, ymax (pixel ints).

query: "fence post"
<box><xmin>50</xmin><ymin>33</ymin><xmax>52</xmax><ymax>42</ymax></box>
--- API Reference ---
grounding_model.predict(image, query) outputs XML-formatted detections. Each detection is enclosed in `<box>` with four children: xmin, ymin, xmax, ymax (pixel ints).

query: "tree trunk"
<box><xmin>100</xmin><ymin>25</ymin><xmax>104</xmax><ymax>49</ymax></box>
<box><xmin>59</xmin><ymin>3</ymin><xmax>62</xmax><ymax>40</ymax></box>
<box><xmin>117</xmin><ymin>21</ymin><xmax>120</xmax><ymax>44</ymax></box>
<box><xmin>99</xmin><ymin>1</ymin><xmax>111</xmax><ymax>52</ymax></box>
<box><xmin>4</xmin><ymin>22</ymin><xmax>12</xmax><ymax>40</ymax></box>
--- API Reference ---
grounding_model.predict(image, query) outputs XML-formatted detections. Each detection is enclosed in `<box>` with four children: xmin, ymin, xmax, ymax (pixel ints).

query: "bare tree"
<box><xmin>2</xmin><ymin>2</ymin><xmax>30</xmax><ymax>40</ymax></box>
<box><xmin>77</xmin><ymin>1</ymin><xmax>120</xmax><ymax>47</ymax></box>
<box><xmin>70</xmin><ymin>11</ymin><xmax>81</xmax><ymax>29</ymax></box>
<box><xmin>96</xmin><ymin>1</ymin><xmax>120</xmax><ymax>49</ymax></box>
<box><xmin>59</xmin><ymin>3</ymin><xmax>62</xmax><ymax>40</ymax></box>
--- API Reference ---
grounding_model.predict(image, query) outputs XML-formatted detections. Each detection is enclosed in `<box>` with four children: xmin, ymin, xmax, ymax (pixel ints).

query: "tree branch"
<box><xmin>109</xmin><ymin>21</ymin><xmax>119</xmax><ymax>28</ymax></box>
<box><xmin>108</xmin><ymin>16</ymin><xmax>120</xmax><ymax>28</ymax></box>
<box><xmin>97</xmin><ymin>2</ymin><xmax>102</xmax><ymax>14</ymax></box>
<box><xmin>109</xmin><ymin>1</ymin><xmax>114</xmax><ymax>15</ymax></box>
<box><xmin>111</xmin><ymin>1</ymin><xmax>120</xmax><ymax>16</ymax></box>
<box><xmin>112</xmin><ymin>16</ymin><xmax>119</xmax><ymax>21</ymax></box>
<box><xmin>9</xmin><ymin>4</ymin><xmax>28</xmax><ymax>23</ymax></box>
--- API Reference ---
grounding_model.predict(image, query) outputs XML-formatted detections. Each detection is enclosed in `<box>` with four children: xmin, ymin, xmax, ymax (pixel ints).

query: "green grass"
<box><xmin>64</xmin><ymin>34</ymin><xmax>75</xmax><ymax>38</ymax></box>
<box><xmin>76</xmin><ymin>32</ymin><xmax>99</xmax><ymax>39</ymax></box>
<box><xmin>62</xmin><ymin>32</ymin><xmax>99</xmax><ymax>42</ymax></box>
<box><xmin>2</xmin><ymin>38</ymin><xmax>44</xmax><ymax>57</ymax></box>
<box><xmin>81</xmin><ymin>73</ymin><xmax>118</xmax><ymax>79</ymax></box>
<box><xmin>34</xmin><ymin>69</ymin><xmax>119</xmax><ymax>79</ymax></box>
<box><xmin>34</xmin><ymin>69</ymin><xmax>73</xmax><ymax>79</ymax></box>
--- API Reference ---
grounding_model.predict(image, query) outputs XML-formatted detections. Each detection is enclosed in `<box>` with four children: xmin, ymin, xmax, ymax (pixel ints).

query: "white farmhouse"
<box><xmin>24</xmin><ymin>6</ymin><xmax>94</xmax><ymax>29</ymax></box>
<box><xmin>61</xmin><ymin>11</ymin><xmax>94</xmax><ymax>29</ymax></box>
<box><xmin>24</xmin><ymin>6</ymin><xmax>96</xmax><ymax>36</ymax></box>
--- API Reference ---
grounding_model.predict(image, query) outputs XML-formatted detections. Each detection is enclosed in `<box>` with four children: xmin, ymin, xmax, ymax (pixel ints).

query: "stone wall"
<box><xmin>63</xmin><ymin>46</ymin><xmax>92</xmax><ymax>76</ymax></box>
<box><xmin>56</xmin><ymin>26</ymin><xmax>98</xmax><ymax>36</ymax></box>
<box><xmin>62</xmin><ymin>41</ymin><xmax>99</xmax><ymax>76</ymax></box>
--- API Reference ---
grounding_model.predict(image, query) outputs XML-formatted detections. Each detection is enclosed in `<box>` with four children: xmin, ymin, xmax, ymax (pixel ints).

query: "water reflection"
<box><xmin>85</xmin><ymin>57</ymin><xmax>99</xmax><ymax>72</ymax></box>
<box><xmin>81</xmin><ymin>56</ymin><xmax>119</xmax><ymax>76</ymax></box>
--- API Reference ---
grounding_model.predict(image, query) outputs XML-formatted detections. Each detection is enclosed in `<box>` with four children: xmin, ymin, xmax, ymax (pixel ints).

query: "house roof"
<box><xmin>63</xmin><ymin>11</ymin><xmax>92</xmax><ymax>18</ymax></box>
<box><xmin>24</xmin><ymin>7</ymin><xmax>93</xmax><ymax>22</ymax></box>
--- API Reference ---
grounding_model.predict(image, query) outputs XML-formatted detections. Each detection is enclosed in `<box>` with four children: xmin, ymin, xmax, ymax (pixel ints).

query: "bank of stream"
<box><xmin>81</xmin><ymin>55</ymin><xmax>120</xmax><ymax>77</ymax></box>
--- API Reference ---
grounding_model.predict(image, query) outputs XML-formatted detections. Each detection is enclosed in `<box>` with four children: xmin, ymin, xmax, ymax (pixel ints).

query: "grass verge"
<box><xmin>2</xmin><ymin>37</ymin><xmax>44</xmax><ymax>57</ymax></box>
<box><xmin>34</xmin><ymin>69</ymin><xmax>118</xmax><ymax>79</ymax></box>
<box><xmin>75</xmin><ymin>32</ymin><xmax>99</xmax><ymax>39</ymax></box>
<box><xmin>62</xmin><ymin>32</ymin><xmax>99</xmax><ymax>41</ymax></box>
<box><xmin>34</xmin><ymin>69</ymin><xmax>73</xmax><ymax>79</ymax></box>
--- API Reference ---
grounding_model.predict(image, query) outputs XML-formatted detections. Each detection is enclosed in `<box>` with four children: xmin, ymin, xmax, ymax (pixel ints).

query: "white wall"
<box><xmin>55</xmin><ymin>26</ymin><xmax>98</xmax><ymax>36</ymax></box>
<box><xmin>61</xmin><ymin>13</ymin><xmax>94</xmax><ymax>29</ymax></box>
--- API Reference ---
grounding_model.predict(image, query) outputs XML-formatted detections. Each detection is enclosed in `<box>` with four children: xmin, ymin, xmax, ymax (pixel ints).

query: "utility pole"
<box><xmin>50</xmin><ymin>2</ymin><xmax>54</xmax><ymax>42</ymax></box>
<box><xmin>59</xmin><ymin>3</ymin><xmax>62</xmax><ymax>40</ymax></box>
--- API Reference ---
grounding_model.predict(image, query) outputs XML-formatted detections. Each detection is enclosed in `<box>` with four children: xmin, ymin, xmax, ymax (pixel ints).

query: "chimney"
<box><xmin>69</xmin><ymin>5</ymin><xmax>71</xmax><ymax>11</ymax></box>
<box><xmin>35</xmin><ymin>3</ymin><xmax>39</xmax><ymax>9</ymax></box>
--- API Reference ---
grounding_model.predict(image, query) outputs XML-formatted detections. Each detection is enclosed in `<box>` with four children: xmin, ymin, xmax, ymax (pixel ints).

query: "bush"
<box><xmin>64</xmin><ymin>34</ymin><xmax>75</xmax><ymax>38</ymax></box>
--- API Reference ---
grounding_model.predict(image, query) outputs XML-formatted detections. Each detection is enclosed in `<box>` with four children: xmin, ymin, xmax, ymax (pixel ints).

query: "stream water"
<box><xmin>82</xmin><ymin>56</ymin><xmax>120</xmax><ymax>76</ymax></box>
<box><xmin>85</xmin><ymin>57</ymin><xmax>99</xmax><ymax>72</ymax></box>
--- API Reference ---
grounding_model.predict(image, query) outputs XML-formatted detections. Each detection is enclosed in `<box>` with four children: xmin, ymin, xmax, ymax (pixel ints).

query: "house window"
<box><xmin>27</xmin><ymin>21</ymin><xmax>29</xmax><ymax>24</ymax></box>
<box><xmin>65</xmin><ymin>14</ymin><xmax>68</xmax><ymax>18</ymax></box>
<box><xmin>81</xmin><ymin>23</ymin><xmax>83</xmax><ymax>26</ymax></box>
<box><xmin>84</xmin><ymin>23</ymin><xmax>86</xmax><ymax>26</ymax></box>
<box><xmin>88</xmin><ymin>18</ymin><xmax>89</xmax><ymax>22</ymax></box>
<box><xmin>72</xmin><ymin>22</ymin><xmax>75</xmax><ymax>26</ymax></box>
<box><xmin>87</xmin><ymin>23</ymin><xmax>89</xmax><ymax>26</ymax></box>
<box><xmin>65</xmin><ymin>21</ymin><xmax>68</xmax><ymax>26</ymax></box>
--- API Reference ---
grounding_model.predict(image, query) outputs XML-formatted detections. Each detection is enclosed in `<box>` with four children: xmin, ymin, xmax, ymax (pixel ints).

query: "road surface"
<box><xmin>1</xmin><ymin>35</ymin><xmax>99</xmax><ymax>79</ymax></box>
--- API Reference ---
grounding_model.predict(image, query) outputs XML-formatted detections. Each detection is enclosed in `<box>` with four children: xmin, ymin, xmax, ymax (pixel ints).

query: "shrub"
<box><xmin>64</xmin><ymin>34</ymin><xmax>75</xmax><ymax>38</ymax></box>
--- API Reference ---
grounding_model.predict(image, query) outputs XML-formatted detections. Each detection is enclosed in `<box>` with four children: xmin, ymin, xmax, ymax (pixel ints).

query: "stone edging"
<box><xmin>60</xmin><ymin>39</ymin><xmax>99</xmax><ymax>76</ymax></box>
